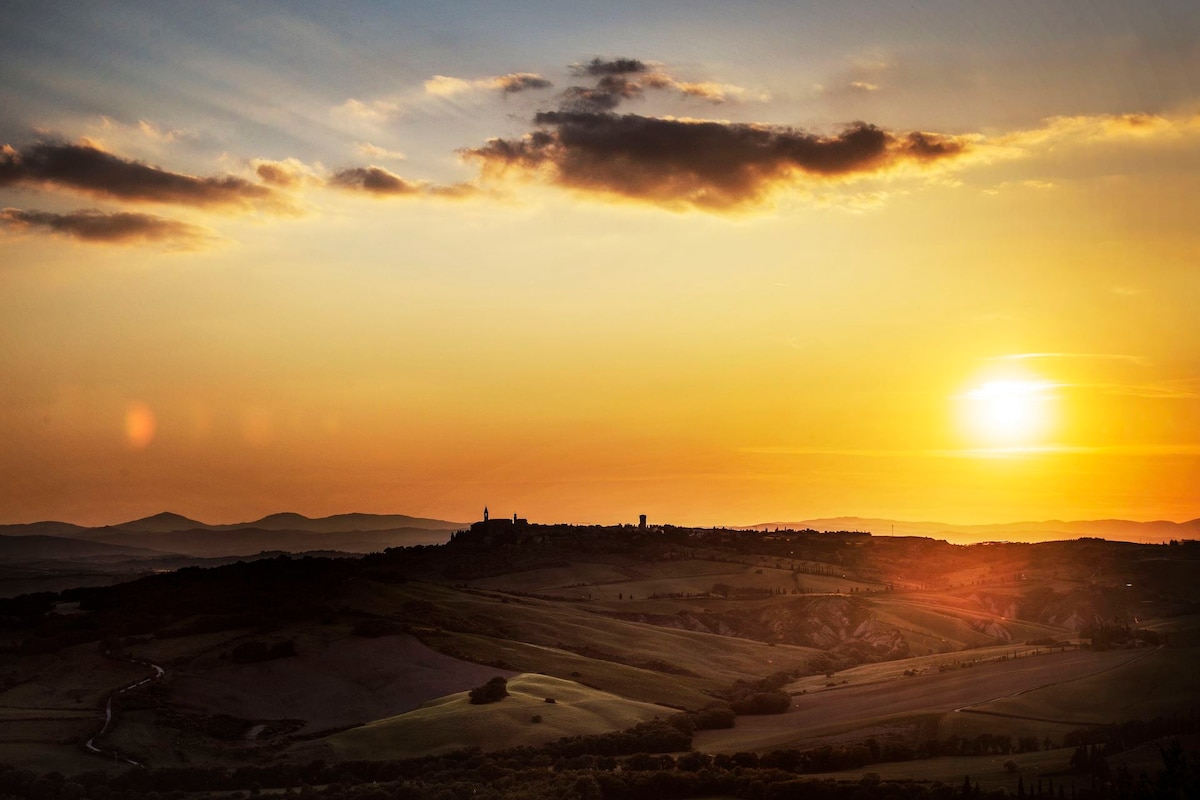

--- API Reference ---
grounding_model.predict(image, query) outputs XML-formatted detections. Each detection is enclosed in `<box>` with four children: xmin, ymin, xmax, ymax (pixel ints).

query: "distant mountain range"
<box><xmin>0</xmin><ymin>512</ymin><xmax>468</xmax><ymax>559</ymax></box>
<box><xmin>101</xmin><ymin>510</ymin><xmax>466</xmax><ymax>534</ymax></box>
<box><xmin>3</xmin><ymin>511</ymin><xmax>1197</xmax><ymax>564</ymax></box>
<box><xmin>743</xmin><ymin>516</ymin><xmax>1200</xmax><ymax>544</ymax></box>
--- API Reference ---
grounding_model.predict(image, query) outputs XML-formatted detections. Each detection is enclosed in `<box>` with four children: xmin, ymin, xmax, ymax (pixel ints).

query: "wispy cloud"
<box><xmin>990</xmin><ymin>352</ymin><xmax>1149</xmax><ymax>366</ymax></box>
<box><xmin>740</xmin><ymin>443</ymin><xmax>1200</xmax><ymax>458</ymax></box>
<box><xmin>333</xmin><ymin>97</ymin><xmax>403</xmax><ymax>123</ymax></box>
<box><xmin>425</xmin><ymin>72</ymin><xmax>552</xmax><ymax>97</ymax></box>
<box><xmin>356</xmin><ymin>142</ymin><xmax>406</xmax><ymax>161</ymax></box>
<box><xmin>963</xmin><ymin>112</ymin><xmax>1200</xmax><ymax>167</ymax></box>
<box><xmin>1</xmin><ymin>207</ymin><xmax>209</xmax><ymax>248</ymax></box>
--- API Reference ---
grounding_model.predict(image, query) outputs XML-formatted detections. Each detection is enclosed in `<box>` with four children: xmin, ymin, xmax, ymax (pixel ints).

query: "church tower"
<box><xmin>484</xmin><ymin>506</ymin><xmax>489</xmax><ymax>522</ymax></box>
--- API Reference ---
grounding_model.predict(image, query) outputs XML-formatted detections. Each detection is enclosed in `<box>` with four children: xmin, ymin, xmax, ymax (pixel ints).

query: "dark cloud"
<box><xmin>0</xmin><ymin>142</ymin><xmax>275</xmax><ymax>208</ymax></box>
<box><xmin>328</xmin><ymin>166</ymin><xmax>421</xmax><ymax>195</ymax></box>
<box><xmin>328</xmin><ymin>166</ymin><xmax>475</xmax><ymax>200</ymax></box>
<box><xmin>558</xmin><ymin>56</ymin><xmax>749</xmax><ymax>113</ymax></box>
<box><xmin>561</xmin><ymin>58</ymin><xmax>650</xmax><ymax>112</ymax></box>
<box><xmin>494</xmin><ymin>73</ymin><xmax>553</xmax><ymax>94</ymax></box>
<box><xmin>577</xmin><ymin>57</ymin><xmax>648</xmax><ymax>76</ymax></box>
<box><xmin>463</xmin><ymin>112</ymin><xmax>969</xmax><ymax>210</ymax></box>
<box><xmin>561</xmin><ymin>75</ymin><xmax>645</xmax><ymax>112</ymax></box>
<box><xmin>1</xmin><ymin>207</ymin><xmax>208</xmax><ymax>246</ymax></box>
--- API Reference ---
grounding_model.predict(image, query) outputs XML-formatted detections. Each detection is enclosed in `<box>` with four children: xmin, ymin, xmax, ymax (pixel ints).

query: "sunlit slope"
<box><xmin>870</xmin><ymin>593</ymin><xmax>1070</xmax><ymax>654</ymax></box>
<box><xmin>349</xmin><ymin>581</ymin><xmax>823</xmax><ymax>696</ymax></box>
<box><xmin>320</xmin><ymin>674</ymin><xmax>669</xmax><ymax>759</ymax></box>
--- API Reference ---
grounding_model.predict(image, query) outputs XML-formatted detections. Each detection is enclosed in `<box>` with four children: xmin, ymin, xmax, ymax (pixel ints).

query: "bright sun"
<box><xmin>962</xmin><ymin>379</ymin><xmax>1055</xmax><ymax>446</ymax></box>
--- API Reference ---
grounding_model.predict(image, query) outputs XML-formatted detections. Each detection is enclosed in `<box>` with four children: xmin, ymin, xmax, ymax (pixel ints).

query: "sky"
<box><xmin>1</xmin><ymin>1</ymin><xmax>1198</xmax><ymax>528</ymax></box>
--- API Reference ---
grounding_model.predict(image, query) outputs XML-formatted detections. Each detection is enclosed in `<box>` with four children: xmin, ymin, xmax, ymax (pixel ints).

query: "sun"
<box><xmin>962</xmin><ymin>379</ymin><xmax>1055</xmax><ymax>446</ymax></box>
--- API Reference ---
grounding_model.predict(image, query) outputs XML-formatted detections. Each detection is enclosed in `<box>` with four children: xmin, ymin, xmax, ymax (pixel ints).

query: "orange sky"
<box><xmin>1</xmin><ymin>4</ymin><xmax>1197</xmax><ymax>527</ymax></box>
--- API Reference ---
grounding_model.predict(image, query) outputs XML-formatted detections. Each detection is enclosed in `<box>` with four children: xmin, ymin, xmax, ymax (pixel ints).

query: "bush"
<box><xmin>693</xmin><ymin>705</ymin><xmax>736</xmax><ymax>730</ymax></box>
<box><xmin>731</xmin><ymin>691</ymin><xmax>791</xmax><ymax>715</ymax></box>
<box><xmin>468</xmin><ymin>676</ymin><xmax>509</xmax><ymax>705</ymax></box>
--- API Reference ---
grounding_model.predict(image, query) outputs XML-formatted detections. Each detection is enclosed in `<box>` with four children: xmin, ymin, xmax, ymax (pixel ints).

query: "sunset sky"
<box><xmin>2</xmin><ymin>1</ymin><xmax>1198</xmax><ymax>528</ymax></box>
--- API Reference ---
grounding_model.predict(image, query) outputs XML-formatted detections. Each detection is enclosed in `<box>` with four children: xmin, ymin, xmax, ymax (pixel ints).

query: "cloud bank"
<box><xmin>464</xmin><ymin>113</ymin><xmax>966</xmax><ymax>210</ymax></box>
<box><xmin>459</xmin><ymin>56</ymin><xmax>966</xmax><ymax>210</ymax></box>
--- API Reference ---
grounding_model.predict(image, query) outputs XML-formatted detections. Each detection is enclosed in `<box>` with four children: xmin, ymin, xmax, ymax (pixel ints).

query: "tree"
<box><xmin>468</xmin><ymin>676</ymin><xmax>509</xmax><ymax>705</ymax></box>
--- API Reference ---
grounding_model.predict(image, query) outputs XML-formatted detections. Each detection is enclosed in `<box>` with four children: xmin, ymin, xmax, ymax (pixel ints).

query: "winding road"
<box><xmin>85</xmin><ymin>650</ymin><xmax>165</xmax><ymax>767</ymax></box>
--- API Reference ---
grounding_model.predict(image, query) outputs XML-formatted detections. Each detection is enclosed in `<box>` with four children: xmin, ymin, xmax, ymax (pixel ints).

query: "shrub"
<box><xmin>468</xmin><ymin>676</ymin><xmax>509</xmax><ymax>705</ymax></box>
<box><xmin>731</xmin><ymin>691</ymin><xmax>791</xmax><ymax>715</ymax></box>
<box><xmin>693</xmin><ymin>705</ymin><xmax>736</xmax><ymax>730</ymax></box>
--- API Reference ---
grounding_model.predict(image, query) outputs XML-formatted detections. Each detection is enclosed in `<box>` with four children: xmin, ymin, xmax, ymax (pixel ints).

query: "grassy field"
<box><xmin>0</xmin><ymin>641</ymin><xmax>152</xmax><ymax>772</ymax></box>
<box><xmin>0</xmin><ymin>643</ymin><xmax>147</xmax><ymax>710</ymax></box>
<box><xmin>472</xmin><ymin>557</ymin><xmax>879</xmax><ymax>601</ymax></box>
<box><xmin>696</xmin><ymin>649</ymin><xmax>1146</xmax><ymax>754</ymax></box>
<box><xmin>868</xmin><ymin>594</ymin><xmax>1069</xmax><ymax>655</ymax></box>
<box><xmin>417</xmin><ymin>629</ymin><xmax>719</xmax><ymax>709</ymax></box>
<box><xmin>355</xmin><ymin>580</ymin><xmax>822</xmax><ymax>689</ymax></box>
<box><xmin>962</xmin><ymin>645</ymin><xmax>1200</xmax><ymax>726</ymax></box>
<box><xmin>785</xmin><ymin>642</ymin><xmax>1079</xmax><ymax>694</ymax></box>
<box><xmin>307</xmin><ymin>673</ymin><xmax>669</xmax><ymax>760</ymax></box>
<box><xmin>167</xmin><ymin>632</ymin><xmax>522</xmax><ymax>735</ymax></box>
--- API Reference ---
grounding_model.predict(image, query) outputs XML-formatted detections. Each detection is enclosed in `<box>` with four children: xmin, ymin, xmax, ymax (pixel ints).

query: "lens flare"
<box><xmin>124</xmin><ymin>402</ymin><xmax>157</xmax><ymax>449</ymax></box>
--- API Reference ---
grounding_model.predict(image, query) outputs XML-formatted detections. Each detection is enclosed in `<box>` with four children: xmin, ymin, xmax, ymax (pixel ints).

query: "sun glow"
<box><xmin>962</xmin><ymin>379</ymin><xmax>1056</xmax><ymax>447</ymax></box>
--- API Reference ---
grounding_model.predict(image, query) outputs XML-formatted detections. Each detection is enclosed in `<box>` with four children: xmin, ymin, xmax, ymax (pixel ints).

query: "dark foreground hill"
<box><xmin>0</xmin><ymin>523</ymin><xmax>1197</xmax><ymax>793</ymax></box>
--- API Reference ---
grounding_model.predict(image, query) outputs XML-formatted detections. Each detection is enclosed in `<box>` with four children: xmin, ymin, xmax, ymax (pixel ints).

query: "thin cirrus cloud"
<box><xmin>424</xmin><ymin>72</ymin><xmax>553</xmax><ymax>97</ymax></box>
<box><xmin>356</xmin><ymin>142</ymin><xmax>406</xmax><ymax>161</ymax></box>
<box><xmin>461</xmin><ymin>56</ymin><xmax>967</xmax><ymax>210</ymax></box>
<box><xmin>0</xmin><ymin>141</ymin><xmax>276</xmax><ymax>209</ymax></box>
<box><xmin>0</xmin><ymin>207</ymin><xmax>209</xmax><ymax>248</ymax></box>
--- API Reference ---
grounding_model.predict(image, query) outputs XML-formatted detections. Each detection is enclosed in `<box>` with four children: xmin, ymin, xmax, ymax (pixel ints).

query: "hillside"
<box><xmin>751</xmin><ymin>516</ymin><xmax>1200</xmax><ymax>545</ymax></box>
<box><xmin>0</xmin><ymin>535</ymin><xmax>163</xmax><ymax>561</ymax></box>
<box><xmin>313</xmin><ymin>673</ymin><xmax>669</xmax><ymax>760</ymax></box>
<box><xmin>0</xmin><ymin>524</ymin><xmax>1197</xmax><ymax>778</ymax></box>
